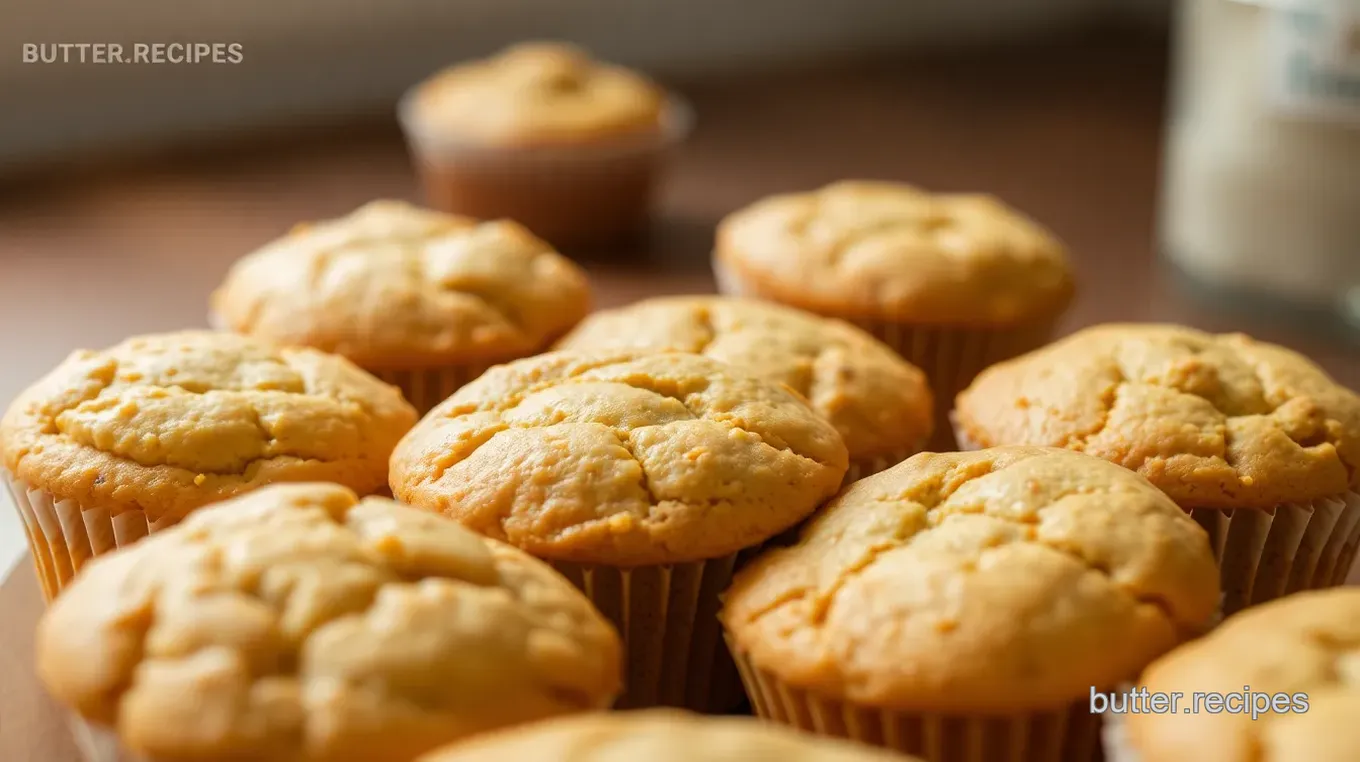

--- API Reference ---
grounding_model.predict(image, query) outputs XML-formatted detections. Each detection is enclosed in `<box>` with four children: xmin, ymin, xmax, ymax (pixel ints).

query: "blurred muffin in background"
<box><xmin>714</xmin><ymin>180</ymin><xmax>1074</xmax><ymax>448</ymax></box>
<box><xmin>0</xmin><ymin>330</ymin><xmax>416</xmax><ymax>600</ymax></box>
<box><xmin>400</xmin><ymin>42</ymin><xmax>691</xmax><ymax>248</ymax></box>
<box><xmin>211</xmin><ymin>200</ymin><xmax>592</xmax><ymax>412</ymax></box>
<box><xmin>37</xmin><ymin>483</ymin><xmax>622</xmax><ymax>762</ymax></box>
<box><xmin>556</xmin><ymin>295</ymin><xmax>933</xmax><ymax>482</ymax></box>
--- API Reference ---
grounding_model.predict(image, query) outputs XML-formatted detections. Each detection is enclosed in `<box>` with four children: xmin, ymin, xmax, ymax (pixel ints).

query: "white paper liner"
<box><xmin>370</xmin><ymin>364</ymin><xmax>491</xmax><ymax>414</ymax></box>
<box><xmin>844</xmin><ymin>445</ymin><xmax>922</xmax><ymax>485</ymax></box>
<box><xmin>1099</xmin><ymin>690</ymin><xmax>1140</xmax><ymax>762</ymax></box>
<box><xmin>68</xmin><ymin>717</ymin><xmax>145</xmax><ymax>762</ymax></box>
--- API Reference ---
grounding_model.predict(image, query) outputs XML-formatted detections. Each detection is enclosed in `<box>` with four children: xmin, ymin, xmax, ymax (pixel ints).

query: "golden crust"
<box><xmin>555</xmin><ymin>296</ymin><xmax>933</xmax><ymax>462</ymax></box>
<box><xmin>211</xmin><ymin>200</ymin><xmax>592</xmax><ymax>369</ymax></box>
<box><xmin>0</xmin><ymin>331</ymin><xmax>416</xmax><ymax>522</ymax></box>
<box><xmin>721</xmin><ymin>447</ymin><xmax>1220</xmax><ymax>713</ymax></box>
<box><xmin>955</xmin><ymin>323</ymin><xmax>1360</xmax><ymax>509</ymax></box>
<box><xmin>389</xmin><ymin>350</ymin><xmax>850</xmax><ymax>566</ymax></box>
<box><xmin>36</xmin><ymin>483</ymin><xmax>622</xmax><ymax>762</ymax></box>
<box><xmin>713</xmin><ymin>181</ymin><xmax>1074</xmax><ymax>326</ymax></box>
<box><xmin>1125</xmin><ymin>588</ymin><xmax>1360</xmax><ymax>762</ymax></box>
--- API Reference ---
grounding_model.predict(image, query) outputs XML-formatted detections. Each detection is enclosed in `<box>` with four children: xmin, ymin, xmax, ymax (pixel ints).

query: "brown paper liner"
<box><xmin>951</xmin><ymin>416</ymin><xmax>1360</xmax><ymax>616</ymax></box>
<box><xmin>3</xmin><ymin>472</ymin><xmax>173</xmax><ymax>602</ymax></box>
<box><xmin>729</xmin><ymin>646</ymin><xmax>1105</xmax><ymax>762</ymax></box>
<box><xmin>551</xmin><ymin>552</ymin><xmax>754</xmax><ymax>712</ymax></box>
<box><xmin>370</xmin><ymin>364</ymin><xmax>491</xmax><ymax>415</ymax></box>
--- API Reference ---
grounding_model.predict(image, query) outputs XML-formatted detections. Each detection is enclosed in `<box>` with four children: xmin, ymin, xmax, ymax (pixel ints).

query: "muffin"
<box><xmin>954</xmin><ymin>323</ymin><xmax>1360</xmax><ymax>614</ymax></box>
<box><xmin>1110</xmin><ymin>588</ymin><xmax>1360</xmax><ymax>762</ymax></box>
<box><xmin>36</xmin><ymin>482</ymin><xmax>622</xmax><ymax>762</ymax></box>
<box><xmin>390</xmin><ymin>350</ymin><xmax>849</xmax><ymax>710</ymax></box>
<box><xmin>399</xmin><ymin>42</ymin><xmax>690</xmax><ymax>248</ymax></box>
<box><xmin>722</xmin><ymin>447</ymin><xmax>1219</xmax><ymax>762</ymax></box>
<box><xmin>713</xmin><ymin>180</ymin><xmax>1074</xmax><ymax>448</ymax></box>
<box><xmin>555</xmin><ymin>295</ymin><xmax>934</xmax><ymax>482</ymax></box>
<box><xmin>211</xmin><ymin>200</ymin><xmax>592</xmax><ymax>412</ymax></box>
<box><xmin>1</xmin><ymin>330</ymin><xmax>417</xmax><ymax>601</ymax></box>
<box><xmin>420</xmin><ymin>709</ymin><xmax>920</xmax><ymax>762</ymax></box>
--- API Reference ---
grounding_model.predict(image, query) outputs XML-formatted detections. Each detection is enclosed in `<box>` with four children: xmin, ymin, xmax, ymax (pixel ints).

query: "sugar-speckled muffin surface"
<box><xmin>555</xmin><ymin>296</ymin><xmax>933</xmax><ymax>464</ymax></box>
<box><xmin>37</xmin><ymin>483</ymin><xmax>622</xmax><ymax>762</ymax></box>
<box><xmin>955</xmin><ymin>323</ymin><xmax>1360</xmax><ymax>509</ymax></box>
<box><xmin>722</xmin><ymin>447</ymin><xmax>1220</xmax><ymax>713</ymax></box>
<box><xmin>389</xmin><ymin>350</ymin><xmax>850</xmax><ymax>566</ymax></box>
<box><xmin>0</xmin><ymin>331</ymin><xmax>416</xmax><ymax>522</ymax></box>
<box><xmin>211</xmin><ymin>200</ymin><xmax>592</xmax><ymax>370</ymax></box>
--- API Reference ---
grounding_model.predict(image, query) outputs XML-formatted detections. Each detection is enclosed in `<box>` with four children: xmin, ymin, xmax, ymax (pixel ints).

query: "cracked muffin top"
<box><xmin>954</xmin><ymin>324</ymin><xmax>1360</xmax><ymax>509</ymax></box>
<box><xmin>0</xmin><ymin>331</ymin><xmax>416</xmax><ymax>522</ymax></box>
<box><xmin>37</xmin><ymin>483</ymin><xmax>622</xmax><ymax>762</ymax></box>
<box><xmin>555</xmin><ymin>296</ymin><xmax>933</xmax><ymax>463</ymax></box>
<box><xmin>420</xmin><ymin>709</ymin><xmax>917</xmax><ymax>762</ymax></box>
<box><xmin>721</xmin><ymin>447</ymin><xmax>1219</xmax><ymax>713</ymax></box>
<box><xmin>406</xmin><ymin>42</ymin><xmax>667</xmax><ymax>148</ymax></box>
<box><xmin>713</xmin><ymin>181</ymin><xmax>1074</xmax><ymax>326</ymax></box>
<box><xmin>389</xmin><ymin>350</ymin><xmax>850</xmax><ymax>566</ymax></box>
<box><xmin>211</xmin><ymin>200</ymin><xmax>592</xmax><ymax>369</ymax></box>
<box><xmin>1125</xmin><ymin>588</ymin><xmax>1360</xmax><ymax>762</ymax></box>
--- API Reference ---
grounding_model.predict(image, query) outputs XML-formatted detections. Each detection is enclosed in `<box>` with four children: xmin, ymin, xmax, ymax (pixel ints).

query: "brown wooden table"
<box><xmin>2</xmin><ymin>32</ymin><xmax>1356</xmax><ymax>761</ymax></box>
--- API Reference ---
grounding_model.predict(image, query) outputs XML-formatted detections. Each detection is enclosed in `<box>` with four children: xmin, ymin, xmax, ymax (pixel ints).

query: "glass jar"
<box><xmin>1160</xmin><ymin>0</ymin><xmax>1360</xmax><ymax>328</ymax></box>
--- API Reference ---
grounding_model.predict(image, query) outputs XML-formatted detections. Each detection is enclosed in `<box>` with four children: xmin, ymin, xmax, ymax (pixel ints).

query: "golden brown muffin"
<box><xmin>1121</xmin><ymin>588</ymin><xmax>1360</xmax><ymax>762</ymax></box>
<box><xmin>1</xmin><ymin>330</ymin><xmax>416</xmax><ymax>524</ymax></box>
<box><xmin>713</xmin><ymin>181</ymin><xmax>1074</xmax><ymax>326</ymax></box>
<box><xmin>406</xmin><ymin>42</ymin><xmax>667</xmax><ymax>148</ymax></box>
<box><xmin>390</xmin><ymin>350</ymin><xmax>849</xmax><ymax>567</ymax></box>
<box><xmin>955</xmin><ymin>323</ymin><xmax>1360</xmax><ymax>510</ymax></box>
<box><xmin>37</xmin><ymin>483</ymin><xmax>622</xmax><ymax>762</ymax></box>
<box><xmin>211</xmin><ymin>200</ymin><xmax>592</xmax><ymax>372</ymax></box>
<box><xmin>722</xmin><ymin>448</ymin><xmax>1218</xmax><ymax>760</ymax></box>
<box><xmin>420</xmin><ymin>709</ymin><xmax>918</xmax><ymax>762</ymax></box>
<box><xmin>555</xmin><ymin>296</ymin><xmax>933</xmax><ymax>478</ymax></box>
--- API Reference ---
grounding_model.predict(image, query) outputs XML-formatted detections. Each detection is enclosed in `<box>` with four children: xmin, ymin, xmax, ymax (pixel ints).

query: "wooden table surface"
<box><xmin>1</xmin><ymin>32</ymin><xmax>1356</xmax><ymax>760</ymax></box>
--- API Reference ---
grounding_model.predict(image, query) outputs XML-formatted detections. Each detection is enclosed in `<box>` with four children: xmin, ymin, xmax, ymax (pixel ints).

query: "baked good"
<box><xmin>1114</xmin><ymin>588</ymin><xmax>1360</xmax><ymax>762</ymax></box>
<box><xmin>555</xmin><ymin>295</ymin><xmax>933</xmax><ymax>481</ymax></box>
<box><xmin>722</xmin><ymin>447</ymin><xmax>1219</xmax><ymax>760</ymax></box>
<box><xmin>211</xmin><ymin>199</ymin><xmax>592</xmax><ymax>412</ymax></box>
<box><xmin>399</xmin><ymin>42</ymin><xmax>689</xmax><ymax>247</ymax></box>
<box><xmin>420</xmin><ymin>709</ymin><xmax>919</xmax><ymax>762</ymax></box>
<box><xmin>37</xmin><ymin>482</ymin><xmax>622</xmax><ymax>762</ymax></box>
<box><xmin>713</xmin><ymin>180</ymin><xmax>1073</xmax><ymax>448</ymax></box>
<box><xmin>954</xmin><ymin>323</ymin><xmax>1360</xmax><ymax>613</ymax></box>
<box><xmin>1</xmin><ymin>330</ymin><xmax>417</xmax><ymax>600</ymax></box>
<box><xmin>390</xmin><ymin>349</ymin><xmax>848</xmax><ymax>709</ymax></box>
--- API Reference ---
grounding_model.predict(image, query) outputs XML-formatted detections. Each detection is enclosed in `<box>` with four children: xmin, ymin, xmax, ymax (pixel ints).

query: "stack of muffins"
<box><xmin>3</xmin><ymin>41</ymin><xmax>1357</xmax><ymax>762</ymax></box>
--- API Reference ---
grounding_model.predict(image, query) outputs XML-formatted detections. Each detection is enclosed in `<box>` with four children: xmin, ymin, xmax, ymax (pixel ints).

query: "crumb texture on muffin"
<box><xmin>0</xmin><ymin>331</ymin><xmax>416</xmax><ymax>521</ymax></box>
<box><xmin>955</xmin><ymin>323</ymin><xmax>1360</xmax><ymax>509</ymax></box>
<box><xmin>211</xmin><ymin>200</ymin><xmax>592</xmax><ymax>369</ymax></box>
<box><xmin>714</xmin><ymin>180</ymin><xmax>1073</xmax><ymax>325</ymax></box>
<box><xmin>390</xmin><ymin>350</ymin><xmax>850</xmax><ymax>566</ymax></box>
<box><xmin>36</xmin><ymin>483</ymin><xmax>622</xmax><ymax>762</ymax></box>
<box><xmin>1126</xmin><ymin>588</ymin><xmax>1360</xmax><ymax>762</ymax></box>
<box><xmin>555</xmin><ymin>296</ymin><xmax>934</xmax><ymax>461</ymax></box>
<box><xmin>721</xmin><ymin>447</ymin><xmax>1220</xmax><ymax>713</ymax></box>
<box><xmin>408</xmin><ymin>42</ymin><xmax>666</xmax><ymax>147</ymax></box>
<box><xmin>419</xmin><ymin>709</ymin><xmax>915</xmax><ymax>761</ymax></box>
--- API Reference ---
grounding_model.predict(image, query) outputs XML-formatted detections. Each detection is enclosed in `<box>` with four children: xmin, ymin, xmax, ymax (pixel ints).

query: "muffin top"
<box><xmin>211</xmin><ymin>200</ymin><xmax>592</xmax><ymax>369</ymax></box>
<box><xmin>1125</xmin><ymin>588</ymin><xmax>1360</xmax><ymax>762</ymax></box>
<box><xmin>420</xmin><ymin>709</ymin><xmax>917</xmax><ymax>762</ymax></box>
<box><xmin>714</xmin><ymin>181</ymin><xmax>1074</xmax><ymax>325</ymax></box>
<box><xmin>722</xmin><ymin>447</ymin><xmax>1219</xmax><ymax>713</ymax></box>
<box><xmin>389</xmin><ymin>350</ymin><xmax>850</xmax><ymax>566</ymax></box>
<box><xmin>955</xmin><ymin>323</ymin><xmax>1360</xmax><ymax>509</ymax></box>
<box><xmin>37</xmin><ymin>483</ymin><xmax>622</xmax><ymax>762</ymax></box>
<box><xmin>0</xmin><ymin>331</ymin><xmax>416</xmax><ymax>522</ymax></box>
<box><xmin>555</xmin><ymin>296</ymin><xmax>933</xmax><ymax>463</ymax></box>
<box><xmin>406</xmin><ymin>42</ymin><xmax>667</xmax><ymax>148</ymax></box>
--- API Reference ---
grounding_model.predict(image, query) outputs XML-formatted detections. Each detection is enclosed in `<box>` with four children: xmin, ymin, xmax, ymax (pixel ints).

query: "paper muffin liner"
<box><xmin>68</xmin><ymin>717</ymin><xmax>146</xmax><ymax>762</ymax></box>
<box><xmin>370</xmin><ymin>364</ymin><xmax>491</xmax><ymax>414</ymax></box>
<box><xmin>729</xmin><ymin>646</ymin><xmax>1105</xmax><ymax>762</ymax></box>
<box><xmin>845</xmin><ymin>445</ymin><xmax>923</xmax><ymax>485</ymax></box>
<box><xmin>550</xmin><ymin>550</ymin><xmax>758</xmax><ymax>712</ymax></box>
<box><xmin>951</xmin><ymin>415</ymin><xmax>1360</xmax><ymax>615</ymax></box>
<box><xmin>3</xmin><ymin>472</ymin><xmax>172</xmax><ymax>602</ymax></box>
<box><xmin>1099</xmin><ymin>689</ymin><xmax>1140</xmax><ymax>762</ymax></box>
